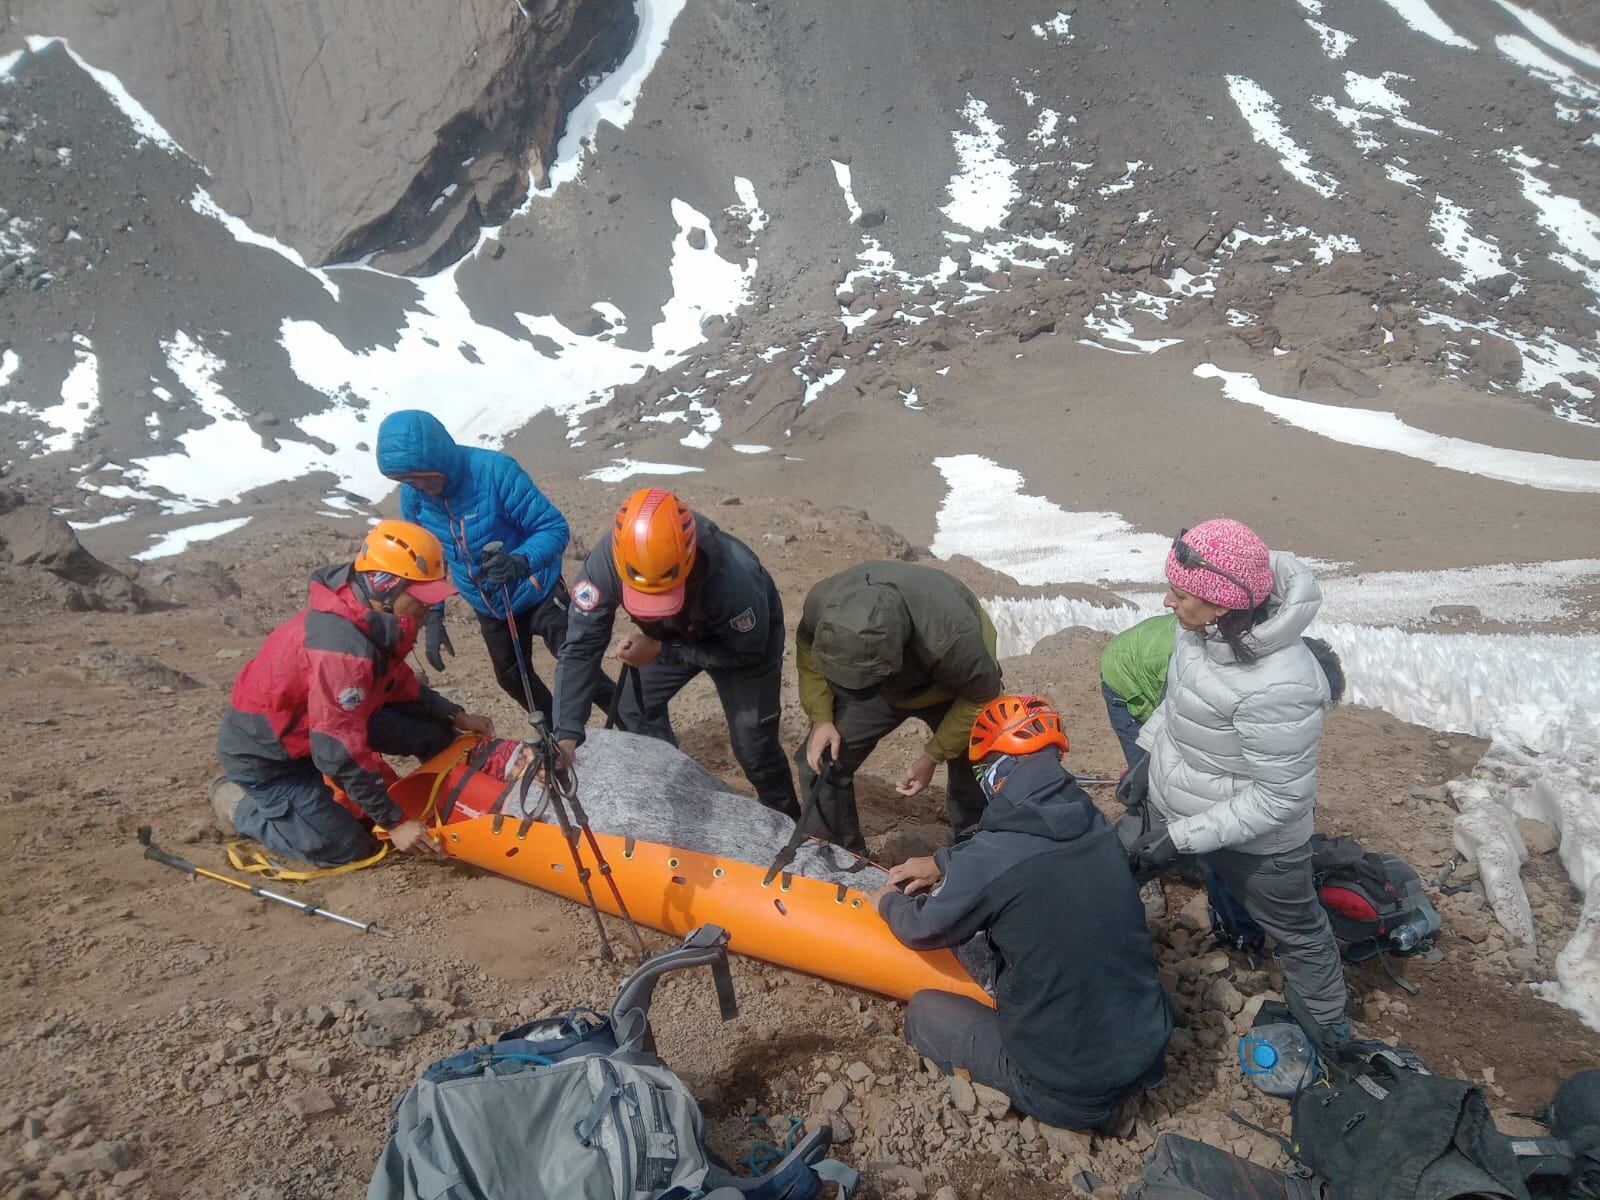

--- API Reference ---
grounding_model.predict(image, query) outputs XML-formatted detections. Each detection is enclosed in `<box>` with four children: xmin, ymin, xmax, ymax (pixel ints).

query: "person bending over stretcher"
<box><xmin>871</xmin><ymin>695</ymin><xmax>1173</xmax><ymax>1130</ymax></box>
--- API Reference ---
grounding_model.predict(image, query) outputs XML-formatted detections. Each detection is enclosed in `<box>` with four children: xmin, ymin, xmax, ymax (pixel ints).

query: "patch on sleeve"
<box><xmin>729</xmin><ymin>607</ymin><xmax>757</xmax><ymax>633</ymax></box>
<box><xmin>336</xmin><ymin>685</ymin><xmax>366</xmax><ymax>712</ymax></box>
<box><xmin>572</xmin><ymin>579</ymin><xmax>602</xmax><ymax>612</ymax></box>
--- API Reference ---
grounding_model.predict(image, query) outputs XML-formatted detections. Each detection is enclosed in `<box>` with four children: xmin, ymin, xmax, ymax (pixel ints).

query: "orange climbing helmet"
<box><xmin>611</xmin><ymin>488</ymin><xmax>698</xmax><ymax>619</ymax></box>
<box><xmin>355</xmin><ymin>520</ymin><xmax>455</xmax><ymax>604</ymax></box>
<box><xmin>968</xmin><ymin>694</ymin><xmax>1069</xmax><ymax>761</ymax></box>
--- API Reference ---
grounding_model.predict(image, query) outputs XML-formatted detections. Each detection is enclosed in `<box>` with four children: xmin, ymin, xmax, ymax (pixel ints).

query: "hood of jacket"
<box><xmin>1204</xmin><ymin>551</ymin><xmax>1320</xmax><ymax>664</ymax></box>
<box><xmin>308</xmin><ymin>564</ymin><xmax>413</xmax><ymax>655</ymax></box>
<box><xmin>375</xmin><ymin>410</ymin><xmax>466</xmax><ymax>491</ymax></box>
<box><xmin>978</xmin><ymin>753</ymin><xmax>1099</xmax><ymax>842</ymax></box>
<box><xmin>809</xmin><ymin>577</ymin><xmax>912</xmax><ymax>689</ymax></box>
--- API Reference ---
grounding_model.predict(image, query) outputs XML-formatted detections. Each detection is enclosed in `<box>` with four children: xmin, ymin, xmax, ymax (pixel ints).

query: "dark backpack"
<box><xmin>1309</xmin><ymin>835</ymin><xmax>1440</xmax><ymax>959</ymax></box>
<box><xmin>1292</xmin><ymin>1050</ymin><xmax>1531</xmax><ymax>1200</ymax></box>
<box><xmin>1205</xmin><ymin>836</ymin><xmax>1439</xmax><ymax>963</ymax></box>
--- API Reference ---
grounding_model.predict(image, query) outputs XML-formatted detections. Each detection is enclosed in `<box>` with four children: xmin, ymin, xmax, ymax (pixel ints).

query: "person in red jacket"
<box><xmin>214</xmin><ymin>521</ymin><xmax>495</xmax><ymax>865</ymax></box>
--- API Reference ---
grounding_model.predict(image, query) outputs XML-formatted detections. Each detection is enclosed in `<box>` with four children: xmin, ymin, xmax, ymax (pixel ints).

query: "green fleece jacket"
<box><xmin>1099</xmin><ymin>614</ymin><xmax>1177</xmax><ymax>723</ymax></box>
<box><xmin>796</xmin><ymin>561</ymin><xmax>1002</xmax><ymax>762</ymax></box>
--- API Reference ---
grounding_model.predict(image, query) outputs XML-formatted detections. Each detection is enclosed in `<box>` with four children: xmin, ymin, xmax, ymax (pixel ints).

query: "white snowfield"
<box><xmin>933</xmin><ymin>454</ymin><xmax>1600</xmax><ymax>1029</ymax></box>
<box><xmin>131</xmin><ymin>516</ymin><xmax>252</xmax><ymax>561</ymax></box>
<box><xmin>1192</xmin><ymin>365</ymin><xmax>1600</xmax><ymax>493</ymax></box>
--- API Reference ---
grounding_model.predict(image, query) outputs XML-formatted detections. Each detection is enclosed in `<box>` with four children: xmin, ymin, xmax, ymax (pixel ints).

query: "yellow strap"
<box><xmin>222</xmin><ymin>737</ymin><xmax>481</xmax><ymax>881</ymax></box>
<box><xmin>225</xmin><ymin>838</ymin><xmax>388</xmax><ymax>881</ymax></box>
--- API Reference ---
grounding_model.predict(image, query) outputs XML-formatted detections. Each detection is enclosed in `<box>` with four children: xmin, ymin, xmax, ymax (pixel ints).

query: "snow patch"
<box><xmin>1375</xmin><ymin>0</ymin><xmax>1476</xmax><ymax>49</ymax></box>
<box><xmin>1194</xmin><ymin>364</ymin><xmax>1600</xmax><ymax>492</ymax></box>
<box><xmin>190</xmin><ymin>189</ymin><xmax>339</xmax><ymax>300</ymax></box>
<box><xmin>1429</xmin><ymin>195</ymin><xmax>1508</xmax><ymax>287</ymax></box>
<box><xmin>731</xmin><ymin>176</ymin><xmax>769</xmax><ymax>234</ymax></box>
<box><xmin>930</xmin><ymin>455</ymin><xmax>1173</xmax><ymax>587</ymax></box>
<box><xmin>532</xmin><ymin>0</ymin><xmax>688</xmax><ymax>196</ymax></box>
<box><xmin>1491</xmin><ymin>0</ymin><xmax>1600</xmax><ymax>71</ymax></box>
<box><xmin>0</xmin><ymin>349</ymin><xmax>17</xmax><ymax>388</ymax></box>
<box><xmin>1226</xmin><ymin>76</ymin><xmax>1339</xmax><ymax>198</ymax></box>
<box><xmin>1031</xmin><ymin>12</ymin><xmax>1073</xmax><ymax>40</ymax></box>
<box><xmin>1307</xmin><ymin>20</ymin><xmax>1356</xmax><ymax>58</ymax></box>
<box><xmin>36</xmin><ymin>337</ymin><xmax>100</xmax><ymax>455</ymax></box>
<box><xmin>731</xmin><ymin>443</ymin><xmax>770</xmax><ymax>454</ymax></box>
<box><xmin>942</xmin><ymin>96</ymin><xmax>1020</xmax><ymax>233</ymax></box>
<box><xmin>583</xmin><ymin>458</ymin><xmax>704</xmax><ymax>482</ymax></box>
<box><xmin>132</xmin><ymin>517</ymin><xmax>253</xmax><ymax>561</ymax></box>
<box><xmin>26</xmin><ymin>37</ymin><xmax>185</xmax><ymax>152</ymax></box>
<box><xmin>1508</xmin><ymin>155</ymin><xmax>1600</xmax><ymax>303</ymax></box>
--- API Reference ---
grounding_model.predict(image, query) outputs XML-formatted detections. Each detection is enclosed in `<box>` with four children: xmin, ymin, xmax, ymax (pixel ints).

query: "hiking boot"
<box><xmin>1139</xmin><ymin>878</ymin><xmax>1167</xmax><ymax>919</ymax></box>
<box><xmin>207</xmin><ymin>774</ymin><xmax>245</xmax><ymax>837</ymax></box>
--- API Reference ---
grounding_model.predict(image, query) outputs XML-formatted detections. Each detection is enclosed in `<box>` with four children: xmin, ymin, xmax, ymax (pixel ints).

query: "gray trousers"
<box><xmin>1122</xmin><ymin>808</ymin><xmax>1349</xmax><ymax>1028</ymax></box>
<box><xmin>231</xmin><ymin>706</ymin><xmax>456</xmax><ymax>866</ymax></box>
<box><xmin>903</xmin><ymin>991</ymin><xmax>1158</xmax><ymax>1130</ymax></box>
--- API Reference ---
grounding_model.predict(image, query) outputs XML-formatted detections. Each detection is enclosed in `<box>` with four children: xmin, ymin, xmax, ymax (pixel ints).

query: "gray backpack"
<box><xmin>368</xmin><ymin>926</ymin><xmax>857</xmax><ymax>1200</ymax></box>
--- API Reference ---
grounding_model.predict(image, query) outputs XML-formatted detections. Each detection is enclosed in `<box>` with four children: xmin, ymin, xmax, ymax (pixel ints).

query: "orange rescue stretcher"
<box><xmin>389</xmin><ymin>737</ymin><xmax>991</xmax><ymax>1006</ymax></box>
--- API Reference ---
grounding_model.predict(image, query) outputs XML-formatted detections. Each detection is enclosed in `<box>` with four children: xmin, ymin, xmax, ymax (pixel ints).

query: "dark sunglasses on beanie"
<box><xmin>1172</xmin><ymin>528</ymin><xmax>1259</xmax><ymax>609</ymax></box>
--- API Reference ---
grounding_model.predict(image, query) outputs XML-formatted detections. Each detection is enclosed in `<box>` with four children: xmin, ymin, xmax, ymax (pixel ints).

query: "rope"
<box><xmin>220</xmin><ymin>737</ymin><xmax>480</xmax><ymax>882</ymax></box>
<box><xmin>740</xmin><ymin>1114</ymin><xmax>806</xmax><ymax>1177</ymax></box>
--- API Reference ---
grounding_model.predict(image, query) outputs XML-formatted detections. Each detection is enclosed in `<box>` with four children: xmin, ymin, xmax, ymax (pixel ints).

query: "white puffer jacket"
<box><xmin>1140</xmin><ymin>552</ymin><xmax>1331</xmax><ymax>856</ymax></box>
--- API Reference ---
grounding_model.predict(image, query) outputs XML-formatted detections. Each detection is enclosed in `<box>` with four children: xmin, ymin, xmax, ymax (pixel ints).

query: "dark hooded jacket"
<box><xmin>796</xmin><ymin>561</ymin><xmax>1001</xmax><ymax>761</ymax></box>
<box><xmin>880</xmin><ymin>754</ymin><xmax>1173</xmax><ymax>1108</ymax></box>
<box><xmin>375</xmin><ymin>410</ymin><xmax>568</xmax><ymax>618</ymax></box>
<box><xmin>551</xmin><ymin>514</ymin><xmax>783</xmax><ymax>743</ymax></box>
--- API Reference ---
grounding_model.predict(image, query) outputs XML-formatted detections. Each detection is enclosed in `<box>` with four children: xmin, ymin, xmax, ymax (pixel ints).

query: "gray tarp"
<box><xmin>504</xmin><ymin>728</ymin><xmax>888</xmax><ymax>891</ymax></box>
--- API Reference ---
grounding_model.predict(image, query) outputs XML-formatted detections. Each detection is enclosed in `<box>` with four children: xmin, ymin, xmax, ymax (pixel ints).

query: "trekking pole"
<box><xmin>137</xmin><ymin>826</ymin><xmax>393</xmax><ymax>938</ymax></box>
<box><xmin>537</xmin><ymin>713</ymin><xmax>649</xmax><ymax>960</ymax></box>
<box><xmin>490</xmin><ymin>574</ymin><xmax>643</xmax><ymax>959</ymax></box>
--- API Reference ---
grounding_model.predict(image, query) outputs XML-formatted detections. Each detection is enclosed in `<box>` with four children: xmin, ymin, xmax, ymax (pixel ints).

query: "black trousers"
<box><xmin>615</xmin><ymin>650</ymin><xmax>801</xmax><ymax>821</ymax></box>
<box><xmin>792</xmin><ymin>694</ymin><xmax>986</xmax><ymax>857</ymax></box>
<box><xmin>477</xmin><ymin>581</ymin><xmax>615</xmax><ymax>724</ymax></box>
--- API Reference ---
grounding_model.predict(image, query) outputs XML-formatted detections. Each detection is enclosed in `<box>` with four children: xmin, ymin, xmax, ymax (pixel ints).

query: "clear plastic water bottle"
<box><xmin>1238</xmin><ymin>1023</ymin><xmax>1317</xmax><ymax>1097</ymax></box>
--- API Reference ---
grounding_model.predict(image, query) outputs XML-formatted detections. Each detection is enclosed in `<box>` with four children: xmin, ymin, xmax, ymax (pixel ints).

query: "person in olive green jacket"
<box><xmin>1099</xmin><ymin>614</ymin><xmax>1178</xmax><ymax>768</ymax></box>
<box><xmin>795</xmin><ymin>561</ymin><xmax>1004</xmax><ymax>855</ymax></box>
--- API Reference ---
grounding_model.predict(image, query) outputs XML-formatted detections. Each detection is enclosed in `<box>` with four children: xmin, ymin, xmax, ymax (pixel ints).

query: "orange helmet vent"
<box><xmin>968</xmin><ymin>693</ymin><xmax>1070</xmax><ymax>761</ymax></box>
<box><xmin>355</xmin><ymin>520</ymin><xmax>447</xmax><ymax>582</ymax></box>
<box><xmin>611</xmin><ymin>488</ymin><xmax>697</xmax><ymax>595</ymax></box>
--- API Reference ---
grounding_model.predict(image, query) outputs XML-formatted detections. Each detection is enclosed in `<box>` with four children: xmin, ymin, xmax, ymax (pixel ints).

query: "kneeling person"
<box><xmin>873</xmin><ymin>695</ymin><xmax>1172</xmax><ymax>1130</ymax></box>
<box><xmin>215</xmin><ymin>521</ymin><xmax>494</xmax><ymax>865</ymax></box>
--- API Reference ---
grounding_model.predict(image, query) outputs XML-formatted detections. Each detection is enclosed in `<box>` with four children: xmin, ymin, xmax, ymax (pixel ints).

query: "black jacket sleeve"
<box><xmin>879</xmin><ymin>846</ymin><xmax>997</xmax><ymax>951</ymax></box>
<box><xmin>657</xmin><ymin>550</ymin><xmax>773</xmax><ymax>672</ymax></box>
<box><xmin>552</xmin><ymin>550</ymin><xmax>619</xmax><ymax>743</ymax></box>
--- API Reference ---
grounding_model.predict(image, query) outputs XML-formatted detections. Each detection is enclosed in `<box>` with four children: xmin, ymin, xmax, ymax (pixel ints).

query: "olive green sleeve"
<box><xmin>795</xmin><ymin>628</ymin><xmax>835</xmax><ymax>725</ymax></box>
<box><xmin>923</xmin><ymin>607</ymin><xmax>1002</xmax><ymax>762</ymax></box>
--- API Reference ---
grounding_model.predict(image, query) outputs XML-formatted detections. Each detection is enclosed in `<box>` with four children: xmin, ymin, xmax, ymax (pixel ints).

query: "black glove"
<box><xmin>1116</xmin><ymin>755</ymin><xmax>1151</xmax><ymax>811</ymax></box>
<box><xmin>1128</xmin><ymin>829</ymin><xmax>1178</xmax><ymax>876</ymax></box>
<box><xmin>424</xmin><ymin>605</ymin><xmax>455</xmax><ymax>672</ymax></box>
<box><xmin>480</xmin><ymin>548</ymin><xmax>530</xmax><ymax>587</ymax></box>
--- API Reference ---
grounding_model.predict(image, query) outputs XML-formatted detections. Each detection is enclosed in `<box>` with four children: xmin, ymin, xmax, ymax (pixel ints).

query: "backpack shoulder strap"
<box><xmin>610</xmin><ymin>925</ymin><xmax>737</xmax><ymax>1054</ymax></box>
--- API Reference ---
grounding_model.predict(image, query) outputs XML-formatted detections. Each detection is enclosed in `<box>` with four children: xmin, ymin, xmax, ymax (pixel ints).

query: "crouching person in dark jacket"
<box><xmin>872</xmin><ymin>695</ymin><xmax>1172</xmax><ymax>1130</ymax></box>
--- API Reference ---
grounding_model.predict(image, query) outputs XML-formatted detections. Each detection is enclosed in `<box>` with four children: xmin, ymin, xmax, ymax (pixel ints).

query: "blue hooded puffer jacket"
<box><xmin>376</xmin><ymin>410</ymin><xmax>569</xmax><ymax>618</ymax></box>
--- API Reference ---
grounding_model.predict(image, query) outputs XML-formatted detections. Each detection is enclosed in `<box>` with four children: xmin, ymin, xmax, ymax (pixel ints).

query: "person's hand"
<box><xmin>888</xmin><ymin>855</ymin><xmax>943</xmax><ymax>895</ymax></box>
<box><xmin>867</xmin><ymin>884</ymin><xmax>898</xmax><ymax>913</ymax></box>
<box><xmin>537</xmin><ymin>738</ymin><xmax>578</xmax><ymax>786</ymax></box>
<box><xmin>480</xmin><ymin>548</ymin><xmax>530</xmax><ymax>586</ymax></box>
<box><xmin>424</xmin><ymin>607</ymin><xmax>455</xmax><ymax>672</ymax></box>
<box><xmin>1128</xmin><ymin>829</ymin><xmax>1178</xmax><ymax>875</ymax></box>
<box><xmin>453</xmin><ymin>711</ymin><xmax>495</xmax><ymax>736</ymax></box>
<box><xmin>806</xmin><ymin>722</ymin><xmax>842</xmax><ymax>773</ymax></box>
<box><xmin>896</xmin><ymin>753</ymin><xmax>938</xmax><ymax>797</ymax></box>
<box><xmin>389</xmin><ymin>819</ymin><xmax>442</xmax><ymax>855</ymax></box>
<box><xmin>616</xmin><ymin>634</ymin><xmax>662</xmax><ymax>667</ymax></box>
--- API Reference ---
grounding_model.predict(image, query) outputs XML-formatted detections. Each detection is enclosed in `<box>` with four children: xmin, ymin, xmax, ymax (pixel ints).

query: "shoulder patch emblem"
<box><xmin>572</xmin><ymin>579</ymin><xmax>602</xmax><ymax>612</ymax></box>
<box><xmin>337</xmin><ymin>685</ymin><xmax>366</xmax><ymax>712</ymax></box>
<box><xmin>729</xmin><ymin>607</ymin><xmax>756</xmax><ymax>633</ymax></box>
